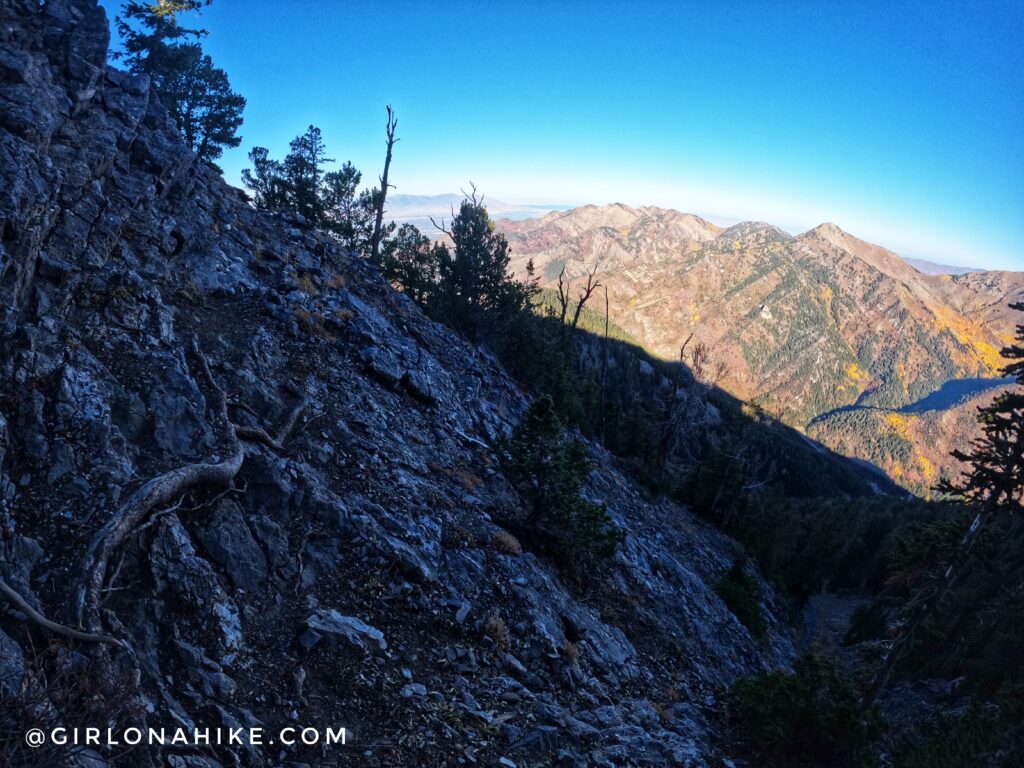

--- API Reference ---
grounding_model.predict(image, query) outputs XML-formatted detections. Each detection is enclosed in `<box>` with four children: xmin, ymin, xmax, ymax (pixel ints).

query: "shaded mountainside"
<box><xmin>501</xmin><ymin>205</ymin><xmax>1024</xmax><ymax>493</ymax></box>
<box><xmin>0</xmin><ymin>2</ymin><xmax>919</xmax><ymax>766</ymax></box>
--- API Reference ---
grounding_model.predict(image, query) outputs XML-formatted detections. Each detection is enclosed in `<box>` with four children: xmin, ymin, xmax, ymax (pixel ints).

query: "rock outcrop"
<box><xmin>0</xmin><ymin>2</ymin><xmax>794</xmax><ymax>765</ymax></box>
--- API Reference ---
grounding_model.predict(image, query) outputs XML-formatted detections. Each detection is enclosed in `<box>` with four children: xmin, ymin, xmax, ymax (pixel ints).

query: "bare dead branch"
<box><xmin>429</xmin><ymin>216</ymin><xmax>452</xmax><ymax>237</ymax></box>
<box><xmin>570</xmin><ymin>262</ymin><xmax>602</xmax><ymax>331</ymax></box>
<box><xmin>461</xmin><ymin>182</ymin><xmax>481</xmax><ymax>207</ymax></box>
<box><xmin>556</xmin><ymin>265</ymin><xmax>570</xmax><ymax>328</ymax></box>
<box><xmin>678</xmin><ymin>332</ymin><xmax>694</xmax><ymax>363</ymax></box>
<box><xmin>370</xmin><ymin>105</ymin><xmax>399</xmax><ymax>260</ymax></box>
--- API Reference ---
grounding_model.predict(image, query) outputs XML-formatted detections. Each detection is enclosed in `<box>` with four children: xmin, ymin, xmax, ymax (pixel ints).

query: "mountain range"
<box><xmin>499</xmin><ymin>204</ymin><xmax>1024</xmax><ymax>493</ymax></box>
<box><xmin>387</xmin><ymin>193</ymin><xmax>565</xmax><ymax>235</ymax></box>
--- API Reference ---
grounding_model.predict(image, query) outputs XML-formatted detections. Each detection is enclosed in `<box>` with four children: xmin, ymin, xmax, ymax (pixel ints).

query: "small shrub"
<box><xmin>727</xmin><ymin>655</ymin><xmax>882</xmax><ymax>767</ymax></box>
<box><xmin>294</xmin><ymin>306</ymin><xmax>332</xmax><ymax>339</ymax></box>
<box><xmin>0</xmin><ymin>647</ymin><xmax>142</xmax><ymax>768</ymax></box>
<box><xmin>561</xmin><ymin>641</ymin><xmax>579</xmax><ymax>665</ymax></box>
<box><xmin>502</xmin><ymin>395</ymin><xmax>623</xmax><ymax>569</ymax></box>
<box><xmin>297</xmin><ymin>274</ymin><xmax>320</xmax><ymax>295</ymax></box>
<box><xmin>717</xmin><ymin>558</ymin><xmax>767</xmax><ymax>638</ymax></box>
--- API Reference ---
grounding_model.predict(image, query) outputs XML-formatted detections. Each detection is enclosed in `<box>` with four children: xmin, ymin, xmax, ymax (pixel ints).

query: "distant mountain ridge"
<box><xmin>904</xmin><ymin>257</ymin><xmax>982</xmax><ymax>276</ymax></box>
<box><xmin>499</xmin><ymin>203</ymin><xmax>1024</xmax><ymax>493</ymax></box>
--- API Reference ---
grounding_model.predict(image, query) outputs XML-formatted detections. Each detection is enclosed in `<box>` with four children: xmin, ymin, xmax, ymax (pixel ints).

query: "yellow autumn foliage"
<box><xmin>884</xmin><ymin>412</ymin><xmax>913</xmax><ymax>441</ymax></box>
<box><xmin>931</xmin><ymin>305</ymin><xmax>1005</xmax><ymax>372</ymax></box>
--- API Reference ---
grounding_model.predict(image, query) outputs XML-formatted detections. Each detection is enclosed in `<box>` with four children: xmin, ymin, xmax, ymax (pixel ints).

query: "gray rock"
<box><xmin>0</xmin><ymin>628</ymin><xmax>24</xmax><ymax>697</ymax></box>
<box><xmin>194</xmin><ymin>500</ymin><xmax>268</xmax><ymax>592</ymax></box>
<box><xmin>305</xmin><ymin>610</ymin><xmax>387</xmax><ymax>654</ymax></box>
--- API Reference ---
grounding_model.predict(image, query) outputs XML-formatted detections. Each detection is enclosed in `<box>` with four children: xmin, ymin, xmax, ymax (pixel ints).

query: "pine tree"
<box><xmin>157</xmin><ymin>45</ymin><xmax>244</xmax><ymax>163</ymax></box>
<box><xmin>504</xmin><ymin>395</ymin><xmax>623</xmax><ymax>566</ymax></box>
<box><xmin>322</xmin><ymin>162</ymin><xmax>372</xmax><ymax>252</ymax></box>
<box><xmin>283</xmin><ymin>126</ymin><xmax>332</xmax><ymax>224</ymax></box>
<box><xmin>430</xmin><ymin>189</ymin><xmax>531</xmax><ymax>341</ymax></box>
<box><xmin>241</xmin><ymin>121</ymin><xmax>397</xmax><ymax>254</ymax></box>
<box><xmin>941</xmin><ymin>300</ymin><xmax>1024</xmax><ymax>510</ymax></box>
<box><xmin>379</xmin><ymin>224</ymin><xmax>441</xmax><ymax>306</ymax></box>
<box><xmin>116</xmin><ymin>1</ymin><xmax>244</xmax><ymax>165</ymax></box>
<box><xmin>859</xmin><ymin>301</ymin><xmax>1024</xmax><ymax>713</ymax></box>
<box><xmin>240</xmin><ymin>147</ymin><xmax>287</xmax><ymax>210</ymax></box>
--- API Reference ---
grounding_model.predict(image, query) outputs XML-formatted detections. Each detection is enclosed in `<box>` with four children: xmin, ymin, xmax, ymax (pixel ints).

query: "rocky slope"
<box><xmin>0</xmin><ymin>3</ymin><xmax>813</xmax><ymax>766</ymax></box>
<box><xmin>501</xmin><ymin>205</ymin><xmax>1024</xmax><ymax>492</ymax></box>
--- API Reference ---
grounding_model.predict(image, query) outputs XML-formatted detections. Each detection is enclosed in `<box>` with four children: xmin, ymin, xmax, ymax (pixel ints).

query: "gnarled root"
<box><xmin>73</xmin><ymin>337</ymin><xmax>243</xmax><ymax>632</ymax></box>
<box><xmin>0</xmin><ymin>576</ymin><xmax>122</xmax><ymax>646</ymax></box>
<box><xmin>233</xmin><ymin>395</ymin><xmax>307</xmax><ymax>451</ymax></box>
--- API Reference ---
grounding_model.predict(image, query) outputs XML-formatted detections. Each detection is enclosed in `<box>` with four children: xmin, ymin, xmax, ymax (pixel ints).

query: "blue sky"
<box><xmin>100</xmin><ymin>1</ymin><xmax>1024</xmax><ymax>270</ymax></box>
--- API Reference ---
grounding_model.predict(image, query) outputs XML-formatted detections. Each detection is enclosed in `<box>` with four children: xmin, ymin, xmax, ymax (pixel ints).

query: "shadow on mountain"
<box><xmin>515</xmin><ymin>311</ymin><xmax>906</xmax><ymax>502</ymax></box>
<box><xmin>808</xmin><ymin>376</ymin><xmax>1011</xmax><ymax>428</ymax></box>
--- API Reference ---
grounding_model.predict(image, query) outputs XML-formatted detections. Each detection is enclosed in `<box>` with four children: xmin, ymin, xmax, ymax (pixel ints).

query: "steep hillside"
<box><xmin>0</xmin><ymin>3</ymin><xmax>861</xmax><ymax>766</ymax></box>
<box><xmin>501</xmin><ymin>205</ymin><xmax>1024</xmax><ymax>492</ymax></box>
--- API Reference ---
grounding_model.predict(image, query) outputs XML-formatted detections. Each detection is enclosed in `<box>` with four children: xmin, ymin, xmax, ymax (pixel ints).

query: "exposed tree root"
<box><xmin>233</xmin><ymin>396</ymin><xmax>307</xmax><ymax>451</ymax></box>
<box><xmin>72</xmin><ymin>337</ymin><xmax>306</xmax><ymax>636</ymax></box>
<box><xmin>0</xmin><ymin>576</ymin><xmax>123</xmax><ymax>646</ymax></box>
<box><xmin>74</xmin><ymin>337</ymin><xmax>243</xmax><ymax>632</ymax></box>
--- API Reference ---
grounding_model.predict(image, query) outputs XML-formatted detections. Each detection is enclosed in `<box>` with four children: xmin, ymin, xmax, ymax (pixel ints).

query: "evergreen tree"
<box><xmin>240</xmin><ymin>147</ymin><xmax>288</xmax><ymax>210</ymax></box>
<box><xmin>430</xmin><ymin>190</ymin><xmax>532</xmax><ymax>341</ymax></box>
<box><xmin>158</xmin><ymin>46</ymin><xmax>244</xmax><ymax>162</ymax></box>
<box><xmin>859</xmin><ymin>301</ymin><xmax>1024</xmax><ymax>713</ymax></box>
<box><xmin>322</xmin><ymin>162</ymin><xmax>373</xmax><ymax>253</ymax></box>
<box><xmin>240</xmin><ymin>118</ymin><xmax>397</xmax><ymax>255</ymax></box>
<box><xmin>116</xmin><ymin>1</ymin><xmax>244</xmax><ymax>164</ymax></box>
<box><xmin>940</xmin><ymin>300</ymin><xmax>1024</xmax><ymax>510</ymax></box>
<box><xmin>504</xmin><ymin>395</ymin><xmax>623</xmax><ymax>566</ymax></box>
<box><xmin>379</xmin><ymin>224</ymin><xmax>441</xmax><ymax>305</ymax></box>
<box><xmin>283</xmin><ymin>126</ymin><xmax>332</xmax><ymax>223</ymax></box>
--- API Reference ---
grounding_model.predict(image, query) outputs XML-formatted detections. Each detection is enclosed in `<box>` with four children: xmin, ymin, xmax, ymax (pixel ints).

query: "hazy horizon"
<box><xmin>97</xmin><ymin>0</ymin><xmax>1024</xmax><ymax>271</ymax></box>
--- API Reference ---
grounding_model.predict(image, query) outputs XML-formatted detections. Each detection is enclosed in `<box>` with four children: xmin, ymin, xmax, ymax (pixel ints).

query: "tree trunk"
<box><xmin>599</xmin><ymin>286</ymin><xmax>610</xmax><ymax>444</ymax></box>
<box><xmin>857</xmin><ymin>507</ymin><xmax>990</xmax><ymax>714</ymax></box>
<box><xmin>370</xmin><ymin>105</ymin><xmax>398</xmax><ymax>261</ymax></box>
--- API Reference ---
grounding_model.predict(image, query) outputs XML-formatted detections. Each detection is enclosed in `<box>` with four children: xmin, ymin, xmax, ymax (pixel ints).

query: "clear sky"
<box><xmin>99</xmin><ymin>1</ymin><xmax>1024</xmax><ymax>270</ymax></box>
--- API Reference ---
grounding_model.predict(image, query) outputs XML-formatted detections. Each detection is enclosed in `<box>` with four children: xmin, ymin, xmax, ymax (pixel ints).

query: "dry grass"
<box><xmin>297</xmin><ymin>274</ymin><xmax>320</xmax><ymax>296</ymax></box>
<box><xmin>294</xmin><ymin>307</ymin><xmax>333</xmax><ymax>339</ymax></box>
<box><xmin>492</xmin><ymin>531</ymin><xmax>522</xmax><ymax>556</ymax></box>
<box><xmin>561</xmin><ymin>641</ymin><xmax>579</xmax><ymax>665</ymax></box>
<box><xmin>483</xmin><ymin>614</ymin><xmax>508</xmax><ymax>649</ymax></box>
<box><xmin>453</xmin><ymin>468</ymin><xmax>483</xmax><ymax>492</ymax></box>
<box><xmin>427</xmin><ymin>461</ymin><xmax>483</xmax><ymax>493</ymax></box>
